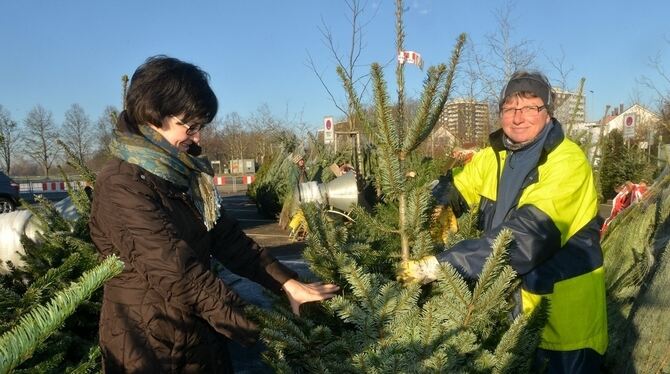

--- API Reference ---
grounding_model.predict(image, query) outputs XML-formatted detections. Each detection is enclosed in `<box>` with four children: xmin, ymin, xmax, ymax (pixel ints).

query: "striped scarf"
<box><xmin>109</xmin><ymin>125</ymin><xmax>221</xmax><ymax>230</ymax></box>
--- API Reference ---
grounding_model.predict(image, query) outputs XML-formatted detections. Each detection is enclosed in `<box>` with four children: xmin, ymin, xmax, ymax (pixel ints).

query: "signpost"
<box><xmin>623</xmin><ymin>113</ymin><xmax>636</xmax><ymax>141</ymax></box>
<box><xmin>324</xmin><ymin>116</ymin><xmax>334</xmax><ymax>145</ymax></box>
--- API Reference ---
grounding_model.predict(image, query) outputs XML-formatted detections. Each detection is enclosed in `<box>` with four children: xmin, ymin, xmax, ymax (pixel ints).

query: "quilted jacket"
<box><xmin>89</xmin><ymin>117</ymin><xmax>297</xmax><ymax>373</ymax></box>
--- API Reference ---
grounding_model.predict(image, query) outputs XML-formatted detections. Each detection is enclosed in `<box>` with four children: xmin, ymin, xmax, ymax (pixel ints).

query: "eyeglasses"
<box><xmin>500</xmin><ymin>105</ymin><xmax>546</xmax><ymax>118</ymax></box>
<box><xmin>171</xmin><ymin>116</ymin><xmax>204</xmax><ymax>135</ymax></box>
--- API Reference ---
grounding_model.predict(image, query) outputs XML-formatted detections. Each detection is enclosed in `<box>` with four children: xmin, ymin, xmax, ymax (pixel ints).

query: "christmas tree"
<box><xmin>602</xmin><ymin>169</ymin><xmax>670</xmax><ymax>372</ymax></box>
<box><xmin>0</xmin><ymin>143</ymin><xmax>121</xmax><ymax>373</ymax></box>
<box><xmin>249</xmin><ymin>1</ymin><xmax>549</xmax><ymax>372</ymax></box>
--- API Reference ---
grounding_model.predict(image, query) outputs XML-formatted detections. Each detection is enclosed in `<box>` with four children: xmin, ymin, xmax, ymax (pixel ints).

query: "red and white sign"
<box><xmin>623</xmin><ymin>113</ymin><xmax>636</xmax><ymax>140</ymax></box>
<box><xmin>324</xmin><ymin>116</ymin><xmax>334</xmax><ymax>144</ymax></box>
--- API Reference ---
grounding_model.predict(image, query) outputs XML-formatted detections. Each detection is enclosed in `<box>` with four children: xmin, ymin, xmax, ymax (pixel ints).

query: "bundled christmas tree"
<box><xmin>249</xmin><ymin>1</ymin><xmax>549</xmax><ymax>372</ymax></box>
<box><xmin>602</xmin><ymin>168</ymin><xmax>670</xmax><ymax>373</ymax></box>
<box><xmin>0</xmin><ymin>143</ymin><xmax>122</xmax><ymax>373</ymax></box>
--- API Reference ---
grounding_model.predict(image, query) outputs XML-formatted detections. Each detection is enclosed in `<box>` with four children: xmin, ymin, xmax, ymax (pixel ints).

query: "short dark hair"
<box><xmin>499</xmin><ymin>70</ymin><xmax>556</xmax><ymax>115</ymax></box>
<box><xmin>125</xmin><ymin>55</ymin><xmax>218</xmax><ymax>128</ymax></box>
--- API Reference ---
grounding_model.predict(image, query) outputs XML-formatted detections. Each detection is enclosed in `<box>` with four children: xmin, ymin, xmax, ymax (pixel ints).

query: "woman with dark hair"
<box><xmin>89</xmin><ymin>55</ymin><xmax>339</xmax><ymax>373</ymax></box>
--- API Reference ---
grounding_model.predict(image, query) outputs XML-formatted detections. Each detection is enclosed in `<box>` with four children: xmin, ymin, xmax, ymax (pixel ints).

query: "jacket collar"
<box><xmin>489</xmin><ymin>118</ymin><xmax>564</xmax><ymax>154</ymax></box>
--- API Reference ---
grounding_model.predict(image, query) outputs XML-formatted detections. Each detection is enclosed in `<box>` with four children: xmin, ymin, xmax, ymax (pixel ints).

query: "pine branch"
<box><xmin>340</xmin><ymin>260</ymin><xmax>378</xmax><ymax>313</ymax></box>
<box><xmin>350</xmin><ymin>204</ymin><xmax>398</xmax><ymax>236</ymax></box>
<box><xmin>471</xmin><ymin>229</ymin><xmax>514</xmax><ymax>303</ymax></box>
<box><xmin>402</xmin><ymin>33</ymin><xmax>466</xmax><ymax>154</ymax></box>
<box><xmin>57</xmin><ymin>139</ymin><xmax>96</xmax><ymax>186</ymax></box>
<box><xmin>493</xmin><ymin>298</ymin><xmax>549</xmax><ymax>374</ymax></box>
<box><xmin>469</xmin><ymin>266</ymin><xmax>517</xmax><ymax>338</ymax></box>
<box><xmin>401</xmin><ymin>64</ymin><xmax>447</xmax><ymax>153</ymax></box>
<box><xmin>22</xmin><ymin>195</ymin><xmax>71</xmax><ymax>235</ymax></box>
<box><xmin>0</xmin><ymin>287</ymin><xmax>21</xmax><ymax>330</ymax></box>
<box><xmin>329</xmin><ymin>295</ymin><xmax>374</xmax><ymax>336</ymax></box>
<box><xmin>405</xmin><ymin>184</ymin><xmax>431</xmax><ymax>238</ymax></box>
<box><xmin>375</xmin><ymin>282</ymin><xmax>420</xmax><ymax>330</ymax></box>
<box><xmin>370</xmin><ymin>63</ymin><xmax>403</xmax><ymax>196</ymax></box>
<box><xmin>66</xmin><ymin>345</ymin><xmax>100</xmax><ymax>374</ymax></box>
<box><xmin>15</xmin><ymin>252</ymin><xmax>84</xmax><ymax>316</ymax></box>
<box><xmin>336</xmin><ymin>65</ymin><xmax>373</xmax><ymax>139</ymax></box>
<box><xmin>0</xmin><ymin>255</ymin><xmax>123</xmax><ymax>373</ymax></box>
<box><xmin>409</xmin><ymin>231</ymin><xmax>435</xmax><ymax>259</ymax></box>
<box><xmin>423</xmin><ymin>33</ymin><xmax>467</xmax><ymax>139</ymax></box>
<box><xmin>434</xmin><ymin>262</ymin><xmax>473</xmax><ymax>321</ymax></box>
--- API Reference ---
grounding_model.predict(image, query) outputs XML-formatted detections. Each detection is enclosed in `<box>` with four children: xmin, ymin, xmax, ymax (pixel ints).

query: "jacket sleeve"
<box><xmin>437</xmin><ymin>144</ymin><xmax>595</xmax><ymax>280</ymax></box>
<box><xmin>432</xmin><ymin>149</ymin><xmax>493</xmax><ymax>217</ymax></box>
<box><xmin>436</xmin><ymin>205</ymin><xmax>562</xmax><ymax>279</ymax></box>
<box><xmin>431</xmin><ymin>170</ymin><xmax>470</xmax><ymax>217</ymax></box>
<box><xmin>99</xmin><ymin>173</ymin><xmax>259</xmax><ymax>346</ymax></box>
<box><xmin>208</xmin><ymin>210</ymin><xmax>298</xmax><ymax>293</ymax></box>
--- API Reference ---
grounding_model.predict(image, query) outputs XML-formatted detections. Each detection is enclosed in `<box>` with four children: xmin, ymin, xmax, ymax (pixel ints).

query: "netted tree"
<box><xmin>0</xmin><ymin>143</ymin><xmax>116</xmax><ymax>373</ymax></box>
<box><xmin>602</xmin><ymin>167</ymin><xmax>670</xmax><ymax>373</ymax></box>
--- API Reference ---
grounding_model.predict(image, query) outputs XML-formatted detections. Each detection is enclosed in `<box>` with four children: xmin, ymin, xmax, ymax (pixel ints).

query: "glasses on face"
<box><xmin>500</xmin><ymin>105</ymin><xmax>546</xmax><ymax>118</ymax></box>
<box><xmin>171</xmin><ymin>116</ymin><xmax>204</xmax><ymax>135</ymax></box>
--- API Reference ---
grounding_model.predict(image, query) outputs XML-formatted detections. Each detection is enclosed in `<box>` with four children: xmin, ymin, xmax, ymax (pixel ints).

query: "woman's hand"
<box><xmin>281</xmin><ymin>279</ymin><xmax>340</xmax><ymax>316</ymax></box>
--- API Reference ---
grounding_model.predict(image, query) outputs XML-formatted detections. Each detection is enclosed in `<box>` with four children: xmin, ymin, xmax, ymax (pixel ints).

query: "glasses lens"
<box><xmin>502</xmin><ymin>108</ymin><xmax>515</xmax><ymax>117</ymax></box>
<box><xmin>186</xmin><ymin>124</ymin><xmax>202</xmax><ymax>135</ymax></box>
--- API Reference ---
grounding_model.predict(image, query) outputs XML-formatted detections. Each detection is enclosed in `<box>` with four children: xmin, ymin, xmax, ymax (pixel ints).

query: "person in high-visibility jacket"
<box><xmin>398</xmin><ymin>70</ymin><xmax>607</xmax><ymax>373</ymax></box>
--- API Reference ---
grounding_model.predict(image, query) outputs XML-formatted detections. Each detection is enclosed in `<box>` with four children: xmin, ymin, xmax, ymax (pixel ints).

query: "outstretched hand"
<box><xmin>281</xmin><ymin>279</ymin><xmax>340</xmax><ymax>316</ymax></box>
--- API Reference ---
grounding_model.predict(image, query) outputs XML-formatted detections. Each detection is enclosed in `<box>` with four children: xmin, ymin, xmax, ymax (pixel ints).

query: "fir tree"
<box><xmin>0</xmin><ymin>143</ymin><xmax>114</xmax><ymax>372</ymax></box>
<box><xmin>250</xmin><ymin>1</ymin><xmax>548</xmax><ymax>372</ymax></box>
<box><xmin>599</xmin><ymin>130</ymin><xmax>656</xmax><ymax>201</ymax></box>
<box><xmin>0</xmin><ymin>255</ymin><xmax>123</xmax><ymax>374</ymax></box>
<box><xmin>602</xmin><ymin>169</ymin><xmax>670</xmax><ymax>372</ymax></box>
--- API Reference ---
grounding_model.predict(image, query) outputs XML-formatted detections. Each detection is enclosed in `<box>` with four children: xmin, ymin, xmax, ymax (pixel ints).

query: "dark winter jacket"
<box><xmin>89</xmin><ymin>116</ymin><xmax>297</xmax><ymax>373</ymax></box>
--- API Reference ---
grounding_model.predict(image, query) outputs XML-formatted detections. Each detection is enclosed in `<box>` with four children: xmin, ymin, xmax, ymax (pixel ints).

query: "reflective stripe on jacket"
<box><xmin>436</xmin><ymin>121</ymin><xmax>607</xmax><ymax>354</ymax></box>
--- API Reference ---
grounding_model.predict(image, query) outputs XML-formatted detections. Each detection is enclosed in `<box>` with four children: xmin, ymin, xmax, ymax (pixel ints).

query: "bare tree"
<box><xmin>247</xmin><ymin>104</ymin><xmax>288</xmax><ymax>163</ymax></box>
<box><xmin>306</xmin><ymin>0</ymin><xmax>381</xmax><ymax>126</ymax></box>
<box><xmin>546</xmin><ymin>46</ymin><xmax>575</xmax><ymax>90</ymax></box>
<box><xmin>464</xmin><ymin>1</ymin><xmax>537</xmax><ymax>104</ymax></box>
<box><xmin>220</xmin><ymin>112</ymin><xmax>248</xmax><ymax>161</ymax></box>
<box><xmin>639</xmin><ymin>40</ymin><xmax>670</xmax><ymax>133</ymax></box>
<box><xmin>198</xmin><ymin>119</ymin><xmax>225</xmax><ymax>162</ymax></box>
<box><xmin>95</xmin><ymin>106</ymin><xmax>119</xmax><ymax>153</ymax></box>
<box><xmin>23</xmin><ymin>105</ymin><xmax>60</xmax><ymax>178</ymax></box>
<box><xmin>0</xmin><ymin>105</ymin><xmax>21</xmax><ymax>173</ymax></box>
<box><xmin>639</xmin><ymin>46</ymin><xmax>670</xmax><ymax>106</ymax></box>
<box><xmin>62</xmin><ymin>103</ymin><xmax>94</xmax><ymax>162</ymax></box>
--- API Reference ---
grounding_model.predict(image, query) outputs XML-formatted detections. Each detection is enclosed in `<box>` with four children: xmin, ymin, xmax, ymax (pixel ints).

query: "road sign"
<box><xmin>324</xmin><ymin>116</ymin><xmax>334</xmax><ymax>144</ymax></box>
<box><xmin>623</xmin><ymin>113</ymin><xmax>636</xmax><ymax>140</ymax></box>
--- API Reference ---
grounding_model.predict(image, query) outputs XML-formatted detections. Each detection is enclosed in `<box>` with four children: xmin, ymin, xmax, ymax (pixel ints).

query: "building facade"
<box><xmin>437</xmin><ymin>98</ymin><xmax>490</xmax><ymax>146</ymax></box>
<box><xmin>553</xmin><ymin>88</ymin><xmax>586</xmax><ymax>125</ymax></box>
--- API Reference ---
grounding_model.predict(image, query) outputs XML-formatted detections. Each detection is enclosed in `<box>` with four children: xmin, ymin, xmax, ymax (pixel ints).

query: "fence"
<box><xmin>213</xmin><ymin>175</ymin><xmax>256</xmax><ymax>194</ymax></box>
<box><xmin>16</xmin><ymin>179</ymin><xmax>87</xmax><ymax>203</ymax></box>
<box><xmin>16</xmin><ymin>175</ymin><xmax>256</xmax><ymax>200</ymax></box>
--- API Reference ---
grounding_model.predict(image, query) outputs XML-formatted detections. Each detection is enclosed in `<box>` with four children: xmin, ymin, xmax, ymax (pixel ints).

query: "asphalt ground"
<box><xmin>217</xmin><ymin>191</ymin><xmax>309</xmax><ymax>373</ymax></box>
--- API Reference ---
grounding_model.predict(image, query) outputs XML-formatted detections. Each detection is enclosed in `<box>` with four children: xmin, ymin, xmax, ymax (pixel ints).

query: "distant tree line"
<box><xmin>0</xmin><ymin>102</ymin><xmax>307</xmax><ymax>178</ymax></box>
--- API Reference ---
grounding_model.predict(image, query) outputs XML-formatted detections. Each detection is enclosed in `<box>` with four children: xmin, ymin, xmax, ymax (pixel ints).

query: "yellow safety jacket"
<box><xmin>434</xmin><ymin>121</ymin><xmax>607</xmax><ymax>354</ymax></box>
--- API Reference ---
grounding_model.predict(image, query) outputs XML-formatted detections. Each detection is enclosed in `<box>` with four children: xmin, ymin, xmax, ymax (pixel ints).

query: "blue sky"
<box><xmin>1</xmin><ymin>0</ymin><xmax>669</xmax><ymax>132</ymax></box>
